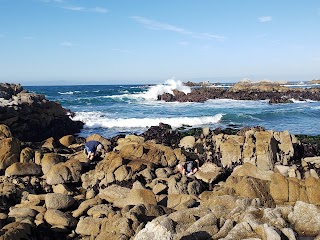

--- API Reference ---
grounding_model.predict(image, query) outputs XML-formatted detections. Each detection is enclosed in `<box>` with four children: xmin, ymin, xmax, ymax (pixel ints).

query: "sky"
<box><xmin>0</xmin><ymin>0</ymin><xmax>320</xmax><ymax>85</ymax></box>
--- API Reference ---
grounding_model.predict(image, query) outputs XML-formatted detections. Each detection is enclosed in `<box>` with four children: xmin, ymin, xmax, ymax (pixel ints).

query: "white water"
<box><xmin>73</xmin><ymin>112</ymin><xmax>223</xmax><ymax>129</ymax></box>
<box><xmin>134</xmin><ymin>78</ymin><xmax>191</xmax><ymax>100</ymax></box>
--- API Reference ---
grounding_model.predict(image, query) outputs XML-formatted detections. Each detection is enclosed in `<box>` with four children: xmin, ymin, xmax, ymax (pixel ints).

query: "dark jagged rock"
<box><xmin>268</xmin><ymin>96</ymin><xmax>294</xmax><ymax>104</ymax></box>
<box><xmin>140</xmin><ymin>123</ymin><xmax>181</xmax><ymax>147</ymax></box>
<box><xmin>0</xmin><ymin>83</ymin><xmax>84</xmax><ymax>142</ymax></box>
<box><xmin>296</xmin><ymin>135</ymin><xmax>320</xmax><ymax>157</ymax></box>
<box><xmin>158</xmin><ymin>82</ymin><xmax>320</xmax><ymax>103</ymax></box>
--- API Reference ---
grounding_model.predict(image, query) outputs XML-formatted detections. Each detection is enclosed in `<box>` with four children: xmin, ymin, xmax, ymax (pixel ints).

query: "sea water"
<box><xmin>25</xmin><ymin>79</ymin><xmax>320</xmax><ymax>138</ymax></box>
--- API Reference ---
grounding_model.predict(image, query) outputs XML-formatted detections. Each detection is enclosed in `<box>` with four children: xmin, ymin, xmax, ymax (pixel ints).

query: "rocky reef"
<box><xmin>0</xmin><ymin>83</ymin><xmax>84</xmax><ymax>142</ymax></box>
<box><xmin>1</xmin><ymin>122</ymin><xmax>320</xmax><ymax>239</ymax></box>
<box><xmin>158</xmin><ymin>81</ymin><xmax>320</xmax><ymax>103</ymax></box>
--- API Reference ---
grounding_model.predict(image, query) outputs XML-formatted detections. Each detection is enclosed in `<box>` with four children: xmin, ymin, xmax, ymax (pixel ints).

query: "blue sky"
<box><xmin>0</xmin><ymin>0</ymin><xmax>320</xmax><ymax>85</ymax></box>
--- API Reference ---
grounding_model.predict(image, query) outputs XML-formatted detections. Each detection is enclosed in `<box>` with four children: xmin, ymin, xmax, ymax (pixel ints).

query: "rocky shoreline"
<box><xmin>1</xmin><ymin>121</ymin><xmax>320</xmax><ymax>239</ymax></box>
<box><xmin>158</xmin><ymin>81</ymin><xmax>320</xmax><ymax>103</ymax></box>
<box><xmin>0</xmin><ymin>83</ymin><xmax>83</xmax><ymax>142</ymax></box>
<box><xmin>1</xmin><ymin>82</ymin><xmax>320</xmax><ymax>239</ymax></box>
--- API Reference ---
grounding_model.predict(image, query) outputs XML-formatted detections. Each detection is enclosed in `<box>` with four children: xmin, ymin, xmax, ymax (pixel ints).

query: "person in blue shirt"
<box><xmin>84</xmin><ymin>140</ymin><xmax>104</xmax><ymax>160</ymax></box>
<box><xmin>177</xmin><ymin>159</ymin><xmax>199</xmax><ymax>176</ymax></box>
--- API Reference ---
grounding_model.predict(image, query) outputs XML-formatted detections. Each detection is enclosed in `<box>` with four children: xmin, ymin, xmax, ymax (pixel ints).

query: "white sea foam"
<box><xmin>134</xmin><ymin>78</ymin><xmax>191</xmax><ymax>100</ymax></box>
<box><xmin>58</xmin><ymin>90</ymin><xmax>81</xmax><ymax>95</ymax></box>
<box><xmin>286</xmin><ymin>98</ymin><xmax>318</xmax><ymax>103</ymax></box>
<box><xmin>72</xmin><ymin>112</ymin><xmax>223</xmax><ymax>129</ymax></box>
<box><xmin>58</xmin><ymin>91</ymin><xmax>75</xmax><ymax>95</ymax></box>
<box><xmin>100</xmin><ymin>78</ymin><xmax>191</xmax><ymax>102</ymax></box>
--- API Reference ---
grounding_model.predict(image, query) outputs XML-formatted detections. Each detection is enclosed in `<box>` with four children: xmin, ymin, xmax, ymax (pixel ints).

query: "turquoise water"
<box><xmin>25</xmin><ymin>80</ymin><xmax>320</xmax><ymax>138</ymax></box>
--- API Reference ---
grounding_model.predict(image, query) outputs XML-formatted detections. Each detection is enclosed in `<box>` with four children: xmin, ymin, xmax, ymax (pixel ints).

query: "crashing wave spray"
<box><xmin>141</xmin><ymin>78</ymin><xmax>191</xmax><ymax>100</ymax></box>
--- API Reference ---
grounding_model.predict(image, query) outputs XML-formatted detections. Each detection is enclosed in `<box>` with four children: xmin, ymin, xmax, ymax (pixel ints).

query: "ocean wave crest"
<box><xmin>96</xmin><ymin>78</ymin><xmax>191</xmax><ymax>102</ymax></box>
<box><xmin>139</xmin><ymin>78</ymin><xmax>191</xmax><ymax>100</ymax></box>
<box><xmin>72</xmin><ymin>112</ymin><xmax>223</xmax><ymax>129</ymax></box>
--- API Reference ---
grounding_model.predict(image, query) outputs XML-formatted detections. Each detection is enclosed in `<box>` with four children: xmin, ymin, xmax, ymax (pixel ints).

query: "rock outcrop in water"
<box><xmin>0</xmin><ymin>83</ymin><xmax>84</xmax><ymax>142</ymax></box>
<box><xmin>158</xmin><ymin>81</ymin><xmax>320</xmax><ymax>103</ymax></box>
<box><xmin>1</xmin><ymin>122</ymin><xmax>320</xmax><ymax>239</ymax></box>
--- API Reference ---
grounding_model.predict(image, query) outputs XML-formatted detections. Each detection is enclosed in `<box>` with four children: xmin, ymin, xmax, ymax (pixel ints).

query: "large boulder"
<box><xmin>45</xmin><ymin>193</ymin><xmax>75</xmax><ymax>210</ymax></box>
<box><xmin>41</xmin><ymin>153</ymin><xmax>64</xmax><ymax>175</ymax></box>
<box><xmin>0</xmin><ymin>124</ymin><xmax>12</xmax><ymax>139</ymax></box>
<box><xmin>255</xmin><ymin>131</ymin><xmax>277</xmax><ymax>171</ymax></box>
<box><xmin>75</xmin><ymin>217</ymin><xmax>104</xmax><ymax>237</ymax></box>
<box><xmin>44</xmin><ymin>209</ymin><xmax>78</xmax><ymax>227</ymax></box>
<box><xmin>195</xmin><ymin>162</ymin><xmax>222</xmax><ymax>183</ymax></box>
<box><xmin>5</xmin><ymin>162</ymin><xmax>42</xmax><ymax>176</ymax></box>
<box><xmin>0</xmin><ymin>137</ymin><xmax>20</xmax><ymax>171</ymax></box>
<box><xmin>288</xmin><ymin>201</ymin><xmax>320</xmax><ymax>236</ymax></box>
<box><xmin>46</xmin><ymin>159</ymin><xmax>82</xmax><ymax>185</ymax></box>
<box><xmin>134</xmin><ymin>216</ymin><xmax>174</xmax><ymax>240</ymax></box>
<box><xmin>118</xmin><ymin>189</ymin><xmax>157</xmax><ymax>208</ymax></box>
<box><xmin>213</xmin><ymin>134</ymin><xmax>244</xmax><ymax>167</ymax></box>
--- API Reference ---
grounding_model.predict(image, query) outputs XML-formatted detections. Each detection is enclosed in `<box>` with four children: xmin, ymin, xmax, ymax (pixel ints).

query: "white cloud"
<box><xmin>200</xmin><ymin>33</ymin><xmax>226</xmax><ymax>41</ymax></box>
<box><xmin>258</xmin><ymin>16</ymin><xmax>272</xmax><ymax>23</ymax></box>
<box><xmin>112</xmin><ymin>48</ymin><xmax>132</xmax><ymax>53</ymax></box>
<box><xmin>131</xmin><ymin>16</ymin><xmax>226</xmax><ymax>41</ymax></box>
<box><xmin>90</xmin><ymin>7</ymin><xmax>109</xmax><ymax>13</ymax></box>
<box><xmin>62</xmin><ymin>5</ymin><xmax>108</xmax><ymax>13</ymax></box>
<box><xmin>131</xmin><ymin>16</ymin><xmax>191</xmax><ymax>34</ymax></box>
<box><xmin>60</xmin><ymin>41</ymin><xmax>73</xmax><ymax>47</ymax></box>
<box><xmin>62</xmin><ymin>6</ymin><xmax>85</xmax><ymax>11</ymax></box>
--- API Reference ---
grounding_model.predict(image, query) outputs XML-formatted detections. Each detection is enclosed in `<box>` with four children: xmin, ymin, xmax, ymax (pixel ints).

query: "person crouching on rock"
<box><xmin>177</xmin><ymin>159</ymin><xmax>199</xmax><ymax>176</ymax></box>
<box><xmin>84</xmin><ymin>140</ymin><xmax>104</xmax><ymax>160</ymax></box>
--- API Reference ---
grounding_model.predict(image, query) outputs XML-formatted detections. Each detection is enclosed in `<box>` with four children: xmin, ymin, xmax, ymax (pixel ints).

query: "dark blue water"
<box><xmin>25</xmin><ymin>81</ymin><xmax>320</xmax><ymax>138</ymax></box>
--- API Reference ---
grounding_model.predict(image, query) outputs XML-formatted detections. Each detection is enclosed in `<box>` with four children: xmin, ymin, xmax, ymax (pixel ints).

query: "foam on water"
<box><xmin>58</xmin><ymin>91</ymin><xmax>76</xmax><ymax>95</ymax></box>
<box><xmin>135</xmin><ymin>78</ymin><xmax>191</xmax><ymax>100</ymax></box>
<box><xmin>98</xmin><ymin>78</ymin><xmax>191</xmax><ymax>102</ymax></box>
<box><xmin>72</xmin><ymin>112</ymin><xmax>223</xmax><ymax>129</ymax></box>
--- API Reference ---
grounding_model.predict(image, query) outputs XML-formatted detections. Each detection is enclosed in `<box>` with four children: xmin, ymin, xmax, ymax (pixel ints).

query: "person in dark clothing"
<box><xmin>84</xmin><ymin>140</ymin><xmax>104</xmax><ymax>160</ymax></box>
<box><xmin>177</xmin><ymin>159</ymin><xmax>199</xmax><ymax>176</ymax></box>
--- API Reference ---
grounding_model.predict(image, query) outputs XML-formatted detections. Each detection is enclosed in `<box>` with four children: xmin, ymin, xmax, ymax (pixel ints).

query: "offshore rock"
<box><xmin>158</xmin><ymin>81</ymin><xmax>320</xmax><ymax>103</ymax></box>
<box><xmin>0</xmin><ymin>83</ymin><xmax>84</xmax><ymax>142</ymax></box>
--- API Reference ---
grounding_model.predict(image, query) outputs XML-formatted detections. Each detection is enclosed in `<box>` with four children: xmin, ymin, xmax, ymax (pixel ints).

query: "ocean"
<box><xmin>25</xmin><ymin>79</ymin><xmax>320</xmax><ymax>138</ymax></box>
